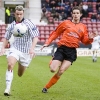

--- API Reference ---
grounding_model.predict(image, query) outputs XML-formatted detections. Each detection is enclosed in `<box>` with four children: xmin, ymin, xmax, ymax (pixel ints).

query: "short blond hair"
<box><xmin>15</xmin><ymin>5</ymin><xmax>24</xmax><ymax>11</ymax></box>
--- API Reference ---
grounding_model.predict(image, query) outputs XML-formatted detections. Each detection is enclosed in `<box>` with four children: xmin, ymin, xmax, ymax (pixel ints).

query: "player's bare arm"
<box><xmin>29</xmin><ymin>37</ymin><xmax>38</xmax><ymax>58</ymax></box>
<box><xmin>0</xmin><ymin>38</ymin><xmax>9</xmax><ymax>56</ymax></box>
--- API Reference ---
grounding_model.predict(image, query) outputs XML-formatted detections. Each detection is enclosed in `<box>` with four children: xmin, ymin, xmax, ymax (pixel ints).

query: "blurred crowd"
<box><xmin>40</xmin><ymin>0</ymin><xmax>100</xmax><ymax>24</ymax></box>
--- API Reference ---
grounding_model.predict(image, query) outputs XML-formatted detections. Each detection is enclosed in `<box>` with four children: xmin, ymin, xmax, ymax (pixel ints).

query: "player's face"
<box><xmin>15</xmin><ymin>10</ymin><xmax>24</xmax><ymax>22</ymax></box>
<box><xmin>72</xmin><ymin>9</ymin><xmax>82</xmax><ymax>23</ymax></box>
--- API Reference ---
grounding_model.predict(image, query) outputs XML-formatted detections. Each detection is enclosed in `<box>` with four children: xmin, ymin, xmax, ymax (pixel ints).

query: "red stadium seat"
<box><xmin>92</xmin><ymin>2</ymin><xmax>97</xmax><ymax>5</ymax></box>
<box><xmin>40</xmin><ymin>34</ymin><xmax>45</xmax><ymax>41</ymax></box>
<box><xmin>87</xmin><ymin>2</ymin><xmax>92</xmax><ymax>5</ymax></box>
<box><xmin>97</xmin><ymin>24</ymin><xmax>100</xmax><ymax>28</ymax></box>
<box><xmin>36</xmin><ymin>25</ymin><xmax>40</xmax><ymax>30</ymax></box>
<box><xmin>87</xmin><ymin>20</ymin><xmax>91</xmax><ymax>24</ymax></box>
<box><xmin>86</xmin><ymin>17</ymin><xmax>91</xmax><ymax>21</ymax></box>
<box><xmin>92</xmin><ymin>28</ymin><xmax>97</xmax><ymax>32</ymax></box>
<box><xmin>40</xmin><ymin>30</ymin><xmax>45</xmax><ymax>35</ymax></box>
<box><xmin>97</xmin><ymin>28</ymin><xmax>100</xmax><ymax>31</ymax></box>
<box><xmin>1</xmin><ymin>24</ymin><xmax>6</xmax><ymax>30</ymax></box>
<box><xmin>88</xmin><ymin>27</ymin><xmax>92</xmax><ymax>32</ymax></box>
<box><xmin>45</xmin><ymin>30</ymin><xmax>50</xmax><ymax>35</ymax></box>
<box><xmin>97</xmin><ymin>22</ymin><xmax>100</xmax><ymax>24</ymax></box>
<box><xmin>87</xmin><ymin>24</ymin><xmax>92</xmax><ymax>28</ymax></box>
<box><xmin>1</xmin><ymin>29</ymin><xmax>6</xmax><ymax>34</ymax></box>
<box><xmin>82</xmin><ymin>20</ymin><xmax>87</xmax><ymax>24</ymax></box>
<box><xmin>92</xmin><ymin>24</ymin><xmax>97</xmax><ymax>28</ymax></box>
<box><xmin>39</xmin><ymin>25</ymin><xmax>45</xmax><ymax>31</ymax></box>
<box><xmin>88</xmin><ymin>12</ymin><xmax>93</xmax><ymax>18</ymax></box>
<box><xmin>40</xmin><ymin>39</ymin><xmax>45</xmax><ymax>42</ymax></box>
<box><xmin>44</xmin><ymin>25</ymin><xmax>49</xmax><ymax>31</ymax></box>
<box><xmin>82</xmin><ymin>17</ymin><xmax>87</xmax><ymax>21</ymax></box>
<box><xmin>67</xmin><ymin>17</ymin><xmax>72</xmax><ymax>20</ymax></box>
<box><xmin>46</xmin><ymin>34</ymin><xmax>49</xmax><ymax>38</ymax></box>
<box><xmin>54</xmin><ymin>21</ymin><xmax>59</xmax><ymax>25</ymax></box>
<box><xmin>58</xmin><ymin>21</ymin><xmax>62</xmax><ymax>24</ymax></box>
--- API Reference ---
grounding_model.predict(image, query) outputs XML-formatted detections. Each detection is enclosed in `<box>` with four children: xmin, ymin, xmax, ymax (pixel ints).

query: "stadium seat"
<box><xmin>97</xmin><ymin>27</ymin><xmax>100</xmax><ymax>31</ymax></box>
<box><xmin>49</xmin><ymin>24</ymin><xmax>54</xmax><ymax>30</ymax></box>
<box><xmin>0</xmin><ymin>37</ymin><xmax>2</xmax><ymax>42</ymax></box>
<box><xmin>87</xmin><ymin>2</ymin><xmax>92</xmax><ymax>5</ymax></box>
<box><xmin>92</xmin><ymin>28</ymin><xmax>97</xmax><ymax>32</ymax></box>
<box><xmin>92</xmin><ymin>2</ymin><xmax>97</xmax><ymax>5</ymax></box>
<box><xmin>1</xmin><ymin>24</ymin><xmax>6</xmax><ymax>30</ymax></box>
<box><xmin>54</xmin><ymin>21</ymin><xmax>59</xmax><ymax>25</ymax></box>
<box><xmin>97</xmin><ymin>24</ymin><xmax>100</xmax><ymax>28</ymax></box>
<box><xmin>93</xmin><ymin>4</ymin><xmax>96</xmax><ymax>8</ymax></box>
<box><xmin>93</xmin><ymin>9</ymin><xmax>97</xmax><ymax>13</ymax></box>
<box><xmin>82</xmin><ymin>17</ymin><xmax>87</xmax><ymax>21</ymax></box>
<box><xmin>97</xmin><ymin>22</ymin><xmax>100</xmax><ymax>24</ymax></box>
<box><xmin>87</xmin><ymin>20</ymin><xmax>91</xmax><ymax>24</ymax></box>
<box><xmin>45</xmin><ymin>30</ymin><xmax>50</xmax><ymax>35</ymax></box>
<box><xmin>45</xmin><ymin>34</ymin><xmax>49</xmax><ymax>38</ymax></box>
<box><xmin>40</xmin><ymin>30</ymin><xmax>45</xmax><ymax>35</ymax></box>
<box><xmin>82</xmin><ymin>20</ymin><xmax>87</xmax><ymax>24</ymax></box>
<box><xmin>88</xmin><ymin>12</ymin><xmax>93</xmax><ymax>18</ymax></box>
<box><xmin>1</xmin><ymin>33</ymin><xmax>5</xmax><ymax>38</ymax></box>
<box><xmin>40</xmin><ymin>34</ymin><xmax>45</xmax><ymax>41</ymax></box>
<box><xmin>92</xmin><ymin>24</ymin><xmax>97</xmax><ymax>28</ymax></box>
<box><xmin>54</xmin><ymin>24</ymin><xmax>58</xmax><ymax>29</ymax></box>
<box><xmin>49</xmin><ymin>26</ymin><xmax>54</xmax><ymax>31</ymax></box>
<box><xmin>44</xmin><ymin>25</ymin><xmax>49</xmax><ymax>31</ymax></box>
<box><xmin>39</xmin><ymin>25</ymin><xmax>45</xmax><ymax>31</ymax></box>
<box><xmin>87</xmin><ymin>24</ymin><xmax>92</xmax><ymax>28</ymax></box>
<box><xmin>1</xmin><ymin>29</ymin><xmax>6</xmax><ymax>34</ymax></box>
<box><xmin>88</xmin><ymin>27</ymin><xmax>92</xmax><ymax>32</ymax></box>
<box><xmin>40</xmin><ymin>39</ymin><xmax>45</xmax><ymax>43</ymax></box>
<box><xmin>67</xmin><ymin>17</ymin><xmax>72</xmax><ymax>20</ymax></box>
<box><xmin>86</xmin><ymin>17</ymin><xmax>91</xmax><ymax>21</ymax></box>
<box><xmin>36</xmin><ymin>25</ymin><xmax>40</xmax><ymax>30</ymax></box>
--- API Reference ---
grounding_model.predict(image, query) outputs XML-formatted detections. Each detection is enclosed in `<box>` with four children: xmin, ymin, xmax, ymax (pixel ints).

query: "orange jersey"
<box><xmin>45</xmin><ymin>20</ymin><xmax>93</xmax><ymax>48</ymax></box>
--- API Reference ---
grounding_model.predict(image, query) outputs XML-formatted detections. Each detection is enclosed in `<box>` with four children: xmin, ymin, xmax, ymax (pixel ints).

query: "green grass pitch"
<box><xmin>0</xmin><ymin>56</ymin><xmax>100</xmax><ymax>100</ymax></box>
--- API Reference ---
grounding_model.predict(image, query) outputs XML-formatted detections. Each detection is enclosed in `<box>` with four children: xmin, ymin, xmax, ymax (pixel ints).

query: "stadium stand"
<box><xmin>0</xmin><ymin>24</ymin><xmax>6</xmax><ymax>42</ymax></box>
<box><xmin>38</xmin><ymin>0</ymin><xmax>100</xmax><ymax>43</ymax></box>
<box><xmin>0</xmin><ymin>0</ymin><xmax>100</xmax><ymax>43</ymax></box>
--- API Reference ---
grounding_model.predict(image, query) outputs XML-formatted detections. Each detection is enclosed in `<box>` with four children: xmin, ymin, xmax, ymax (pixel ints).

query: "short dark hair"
<box><xmin>72</xmin><ymin>6</ymin><xmax>82</xmax><ymax>13</ymax></box>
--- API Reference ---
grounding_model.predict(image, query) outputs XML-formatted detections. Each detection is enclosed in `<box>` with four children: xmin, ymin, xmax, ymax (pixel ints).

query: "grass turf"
<box><xmin>0</xmin><ymin>56</ymin><xmax>100</xmax><ymax>100</ymax></box>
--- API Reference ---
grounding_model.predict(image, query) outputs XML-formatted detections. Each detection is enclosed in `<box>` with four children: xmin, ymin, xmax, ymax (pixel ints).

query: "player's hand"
<box><xmin>29</xmin><ymin>49</ymin><xmax>35</xmax><ymax>58</ymax></box>
<box><xmin>0</xmin><ymin>48</ymin><xmax>5</xmax><ymax>56</ymax></box>
<box><xmin>41</xmin><ymin>44</ymin><xmax>49</xmax><ymax>50</ymax></box>
<box><xmin>88</xmin><ymin>31</ymin><xmax>98</xmax><ymax>39</ymax></box>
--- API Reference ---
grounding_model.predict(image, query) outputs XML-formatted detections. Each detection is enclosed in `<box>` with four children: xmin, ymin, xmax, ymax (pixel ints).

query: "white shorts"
<box><xmin>91</xmin><ymin>44</ymin><xmax>100</xmax><ymax>50</ymax></box>
<box><xmin>6</xmin><ymin>48</ymin><xmax>32</xmax><ymax>67</ymax></box>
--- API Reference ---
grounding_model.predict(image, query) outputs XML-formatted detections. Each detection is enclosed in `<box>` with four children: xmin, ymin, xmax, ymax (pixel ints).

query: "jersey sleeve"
<box><xmin>81</xmin><ymin>25</ymin><xmax>93</xmax><ymax>45</ymax></box>
<box><xmin>4</xmin><ymin>24</ymin><xmax>13</xmax><ymax>40</ymax></box>
<box><xmin>26</xmin><ymin>20</ymin><xmax>39</xmax><ymax>38</ymax></box>
<box><xmin>45</xmin><ymin>21</ymin><xmax>67</xmax><ymax>45</ymax></box>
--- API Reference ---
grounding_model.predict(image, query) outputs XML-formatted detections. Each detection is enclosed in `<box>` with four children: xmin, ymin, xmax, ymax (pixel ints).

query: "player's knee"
<box><xmin>50</xmin><ymin>65</ymin><xmax>56</xmax><ymax>73</ymax></box>
<box><xmin>59</xmin><ymin>69</ymin><xmax>64</xmax><ymax>75</ymax></box>
<box><xmin>8</xmin><ymin>62</ymin><xmax>13</xmax><ymax>69</ymax></box>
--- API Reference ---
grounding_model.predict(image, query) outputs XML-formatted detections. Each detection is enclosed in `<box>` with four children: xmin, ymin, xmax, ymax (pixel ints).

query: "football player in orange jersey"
<box><xmin>41</xmin><ymin>6</ymin><xmax>98</xmax><ymax>93</ymax></box>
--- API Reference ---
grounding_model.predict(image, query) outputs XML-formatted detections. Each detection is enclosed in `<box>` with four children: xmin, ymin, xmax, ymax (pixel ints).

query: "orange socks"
<box><xmin>44</xmin><ymin>74</ymin><xmax>60</xmax><ymax>89</ymax></box>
